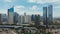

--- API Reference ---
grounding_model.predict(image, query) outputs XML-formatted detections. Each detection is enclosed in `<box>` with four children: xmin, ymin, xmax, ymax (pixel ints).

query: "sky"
<box><xmin>0</xmin><ymin>0</ymin><xmax>60</xmax><ymax>18</ymax></box>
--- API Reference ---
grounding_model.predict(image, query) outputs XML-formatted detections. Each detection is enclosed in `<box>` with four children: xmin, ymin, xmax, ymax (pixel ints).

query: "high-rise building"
<box><xmin>48</xmin><ymin>5</ymin><xmax>53</xmax><ymax>23</ymax></box>
<box><xmin>8</xmin><ymin>7</ymin><xmax>14</xmax><ymax>24</ymax></box>
<box><xmin>35</xmin><ymin>15</ymin><xmax>40</xmax><ymax>28</ymax></box>
<box><xmin>23</xmin><ymin>13</ymin><xmax>32</xmax><ymax>24</ymax></box>
<box><xmin>2</xmin><ymin>14</ymin><xmax>8</xmax><ymax>24</ymax></box>
<box><xmin>31</xmin><ymin>14</ymin><xmax>35</xmax><ymax>21</ymax></box>
<box><xmin>18</xmin><ymin>15</ymin><xmax>24</xmax><ymax>25</ymax></box>
<box><xmin>2</xmin><ymin>14</ymin><xmax>7</xmax><ymax>22</ymax></box>
<box><xmin>28</xmin><ymin>15</ymin><xmax>31</xmax><ymax>24</ymax></box>
<box><xmin>43</xmin><ymin>5</ymin><xmax>53</xmax><ymax>25</ymax></box>
<box><xmin>43</xmin><ymin>7</ymin><xmax>48</xmax><ymax>25</ymax></box>
<box><xmin>23</xmin><ymin>13</ymin><xmax>28</xmax><ymax>24</ymax></box>
<box><xmin>14</xmin><ymin>12</ymin><xmax>19</xmax><ymax>24</ymax></box>
<box><xmin>0</xmin><ymin>14</ymin><xmax>2</xmax><ymax>24</ymax></box>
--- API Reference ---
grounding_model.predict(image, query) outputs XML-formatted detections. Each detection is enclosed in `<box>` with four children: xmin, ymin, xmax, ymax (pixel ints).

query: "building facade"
<box><xmin>35</xmin><ymin>15</ymin><xmax>40</xmax><ymax>28</ymax></box>
<box><xmin>43</xmin><ymin>5</ymin><xmax>53</xmax><ymax>25</ymax></box>
<box><xmin>0</xmin><ymin>14</ymin><xmax>2</xmax><ymax>24</ymax></box>
<box><xmin>18</xmin><ymin>15</ymin><xmax>24</xmax><ymax>25</ymax></box>
<box><xmin>43</xmin><ymin>7</ymin><xmax>48</xmax><ymax>25</ymax></box>
<box><xmin>14</xmin><ymin>12</ymin><xmax>19</xmax><ymax>24</ymax></box>
<box><xmin>8</xmin><ymin>7</ymin><xmax>14</xmax><ymax>24</ymax></box>
<box><xmin>48</xmin><ymin>5</ymin><xmax>53</xmax><ymax>23</ymax></box>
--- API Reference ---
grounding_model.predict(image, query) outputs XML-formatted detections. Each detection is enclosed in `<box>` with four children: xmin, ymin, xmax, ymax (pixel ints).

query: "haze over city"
<box><xmin>0</xmin><ymin>0</ymin><xmax>60</xmax><ymax>18</ymax></box>
<box><xmin>0</xmin><ymin>0</ymin><xmax>60</xmax><ymax>34</ymax></box>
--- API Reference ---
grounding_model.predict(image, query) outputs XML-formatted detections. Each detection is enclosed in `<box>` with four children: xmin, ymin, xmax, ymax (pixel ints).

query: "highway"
<box><xmin>0</xmin><ymin>25</ymin><xmax>60</xmax><ymax>29</ymax></box>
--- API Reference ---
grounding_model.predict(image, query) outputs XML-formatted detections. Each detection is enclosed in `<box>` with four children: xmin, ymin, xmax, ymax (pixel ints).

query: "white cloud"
<box><xmin>14</xmin><ymin>5</ymin><xmax>42</xmax><ymax>16</ymax></box>
<box><xmin>4</xmin><ymin>0</ymin><xmax>15</xmax><ymax>2</ymax></box>
<box><xmin>29</xmin><ymin>5</ymin><xmax>41</xmax><ymax>11</ymax></box>
<box><xmin>14</xmin><ymin>5</ymin><xmax>60</xmax><ymax>17</ymax></box>
<box><xmin>54</xmin><ymin>6</ymin><xmax>60</xmax><ymax>8</ymax></box>
<box><xmin>53</xmin><ymin>11</ymin><xmax>60</xmax><ymax>17</ymax></box>
<box><xmin>14</xmin><ymin>5</ymin><xmax>26</xmax><ymax>12</ymax></box>
<box><xmin>26</xmin><ymin>11</ymin><xmax>43</xmax><ymax>16</ymax></box>
<box><xmin>0</xmin><ymin>9</ymin><xmax>7</xmax><ymax>14</ymax></box>
<box><xmin>31</xmin><ymin>5</ymin><xmax>38</xmax><ymax>10</ymax></box>
<box><xmin>14</xmin><ymin>5</ymin><xmax>28</xmax><ymax>15</ymax></box>
<box><xmin>28</xmin><ymin>0</ymin><xmax>36</xmax><ymax>2</ymax></box>
<box><xmin>27</xmin><ymin>0</ymin><xmax>60</xmax><ymax>4</ymax></box>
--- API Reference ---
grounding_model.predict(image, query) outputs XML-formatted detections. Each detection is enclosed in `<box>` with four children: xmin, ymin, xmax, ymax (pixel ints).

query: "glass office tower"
<box><xmin>8</xmin><ymin>7</ymin><xmax>14</xmax><ymax>24</ymax></box>
<box><xmin>0</xmin><ymin>14</ymin><xmax>2</xmax><ymax>24</ymax></box>
<box><xmin>48</xmin><ymin>5</ymin><xmax>53</xmax><ymax>23</ymax></box>
<box><xmin>43</xmin><ymin>7</ymin><xmax>48</xmax><ymax>25</ymax></box>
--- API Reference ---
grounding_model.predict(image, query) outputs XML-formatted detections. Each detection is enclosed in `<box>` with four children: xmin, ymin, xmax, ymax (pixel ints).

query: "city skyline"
<box><xmin>0</xmin><ymin>0</ymin><xmax>60</xmax><ymax>18</ymax></box>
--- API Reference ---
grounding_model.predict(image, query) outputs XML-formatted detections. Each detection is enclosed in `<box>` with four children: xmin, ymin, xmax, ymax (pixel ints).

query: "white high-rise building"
<box><xmin>18</xmin><ymin>13</ymin><xmax>31</xmax><ymax>25</ymax></box>
<box><xmin>24</xmin><ymin>13</ymin><xmax>28</xmax><ymax>24</ymax></box>
<box><xmin>28</xmin><ymin>15</ymin><xmax>31</xmax><ymax>24</ymax></box>
<box><xmin>18</xmin><ymin>15</ymin><xmax>24</xmax><ymax>25</ymax></box>
<box><xmin>23</xmin><ymin>13</ymin><xmax>31</xmax><ymax>24</ymax></box>
<box><xmin>8</xmin><ymin>7</ymin><xmax>14</xmax><ymax>24</ymax></box>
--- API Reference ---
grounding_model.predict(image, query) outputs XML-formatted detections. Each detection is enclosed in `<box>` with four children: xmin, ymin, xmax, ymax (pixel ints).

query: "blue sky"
<box><xmin>0</xmin><ymin>0</ymin><xmax>60</xmax><ymax>18</ymax></box>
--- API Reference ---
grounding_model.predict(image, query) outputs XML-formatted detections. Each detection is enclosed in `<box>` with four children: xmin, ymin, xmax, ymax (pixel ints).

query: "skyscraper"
<box><xmin>31</xmin><ymin>14</ymin><xmax>35</xmax><ymax>21</ymax></box>
<box><xmin>23</xmin><ymin>13</ymin><xmax>29</xmax><ymax>24</ymax></box>
<box><xmin>14</xmin><ymin>12</ymin><xmax>19</xmax><ymax>24</ymax></box>
<box><xmin>8</xmin><ymin>7</ymin><xmax>14</xmax><ymax>24</ymax></box>
<box><xmin>35</xmin><ymin>15</ymin><xmax>40</xmax><ymax>28</ymax></box>
<box><xmin>43</xmin><ymin>7</ymin><xmax>48</xmax><ymax>25</ymax></box>
<box><xmin>18</xmin><ymin>15</ymin><xmax>24</xmax><ymax>25</ymax></box>
<box><xmin>28</xmin><ymin>15</ymin><xmax>31</xmax><ymax>24</ymax></box>
<box><xmin>0</xmin><ymin>14</ymin><xmax>2</xmax><ymax>24</ymax></box>
<box><xmin>43</xmin><ymin>5</ymin><xmax>53</xmax><ymax>25</ymax></box>
<box><xmin>2</xmin><ymin>14</ymin><xmax>7</xmax><ymax>22</ymax></box>
<box><xmin>24</xmin><ymin>13</ymin><xmax>28</xmax><ymax>24</ymax></box>
<box><xmin>2</xmin><ymin>14</ymin><xmax>8</xmax><ymax>24</ymax></box>
<box><xmin>48</xmin><ymin>5</ymin><xmax>53</xmax><ymax>23</ymax></box>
